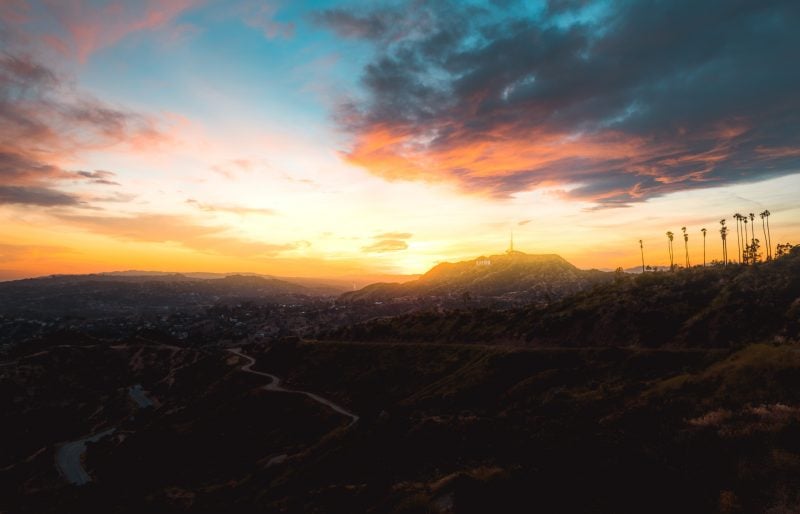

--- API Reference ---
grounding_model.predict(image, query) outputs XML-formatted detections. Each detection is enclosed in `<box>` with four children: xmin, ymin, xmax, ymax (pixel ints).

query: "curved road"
<box><xmin>57</xmin><ymin>384</ymin><xmax>154</xmax><ymax>485</ymax></box>
<box><xmin>228</xmin><ymin>348</ymin><xmax>359</xmax><ymax>426</ymax></box>
<box><xmin>56</xmin><ymin>428</ymin><xmax>115</xmax><ymax>485</ymax></box>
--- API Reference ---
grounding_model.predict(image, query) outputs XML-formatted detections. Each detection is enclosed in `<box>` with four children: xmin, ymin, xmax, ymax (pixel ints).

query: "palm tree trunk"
<box><xmin>640</xmin><ymin>246</ymin><xmax>645</xmax><ymax>273</ymax></box>
<box><xmin>742</xmin><ymin>219</ymin><xmax>747</xmax><ymax>263</ymax></box>
<box><xmin>723</xmin><ymin>238</ymin><xmax>727</xmax><ymax>265</ymax></box>
<box><xmin>703</xmin><ymin>234</ymin><xmax>706</xmax><ymax>267</ymax></box>
<box><xmin>766</xmin><ymin>216</ymin><xmax>772</xmax><ymax>260</ymax></box>
<box><xmin>735</xmin><ymin>218</ymin><xmax>742</xmax><ymax>264</ymax></box>
<box><xmin>684</xmin><ymin>241</ymin><xmax>689</xmax><ymax>268</ymax></box>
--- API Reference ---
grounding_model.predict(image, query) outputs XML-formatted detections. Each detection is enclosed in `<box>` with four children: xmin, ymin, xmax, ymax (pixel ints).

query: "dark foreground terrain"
<box><xmin>1</xmin><ymin>250</ymin><xmax>800</xmax><ymax>513</ymax></box>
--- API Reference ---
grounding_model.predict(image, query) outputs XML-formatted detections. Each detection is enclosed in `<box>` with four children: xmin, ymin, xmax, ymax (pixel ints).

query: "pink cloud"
<box><xmin>41</xmin><ymin>0</ymin><xmax>202</xmax><ymax>63</ymax></box>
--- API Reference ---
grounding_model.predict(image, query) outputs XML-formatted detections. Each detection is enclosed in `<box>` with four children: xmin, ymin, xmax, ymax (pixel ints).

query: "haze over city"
<box><xmin>2</xmin><ymin>0</ymin><xmax>799</xmax><ymax>281</ymax></box>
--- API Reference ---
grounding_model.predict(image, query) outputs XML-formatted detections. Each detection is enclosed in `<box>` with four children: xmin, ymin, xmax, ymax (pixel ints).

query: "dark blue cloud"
<box><xmin>317</xmin><ymin>0</ymin><xmax>800</xmax><ymax>204</ymax></box>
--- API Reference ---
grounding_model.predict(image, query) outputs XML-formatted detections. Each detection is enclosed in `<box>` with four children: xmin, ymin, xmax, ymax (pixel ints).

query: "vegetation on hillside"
<box><xmin>323</xmin><ymin>247</ymin><xmax>800</xmax><ymax>347</ymax></box>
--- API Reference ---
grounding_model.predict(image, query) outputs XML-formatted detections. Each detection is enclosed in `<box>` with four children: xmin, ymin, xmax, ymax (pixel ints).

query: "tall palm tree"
<box><xmin>701</xmin><ymin>228</ymin><xmax>707</xmax><ymax>267</ymax></box>
<box><xmin>681</xmin><ymin>226</ymin><xmax>689</xmax><ymax>268</ymax></box>
<box><xmin>749</xmin><ymin>213</ymin><xmax>756</xmax><ymax>251</ymax></box>
<box><xmin>639</xmin><ymin>240</ymin><xmax>645</xmax><ymax>273</ymax></box>
<box><xmin>761</xmin><ymin>210</ymin><xmax>772</xmax><ymax>260</ymax></box>
<box><xmin>719</xmin><ymin>219</ymin><xmax>727</xmax><ymax>266</ymax></box>
<box><xmin>733</xmin><ymin>213</ymin><xmax>743</xmax><ymax>264</ymax></box>
<box><xmin>765</xmin><ymin>209</ymin><xmax>772</xmax><ymax>260</ymax></box>
<box><xmin>743</xmin><ymin>217</ymin><xmax>749</xmax><ymax>264</ymax></box>
<box><xmin>666</xmin><ymin>231</ymin><xmax>674</xmax><ymax>271</ymax></box>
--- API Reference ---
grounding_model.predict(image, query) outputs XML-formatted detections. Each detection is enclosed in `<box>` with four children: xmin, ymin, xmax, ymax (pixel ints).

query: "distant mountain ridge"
<box><xmin>339</xmin><ymin>251</ymin><xmax>611</xmax><ymax>303</ymax></box>
<box><xmin>0</xmin><ymin>273</ymin><xmax>338</xmax><ymax>317</ymax></box>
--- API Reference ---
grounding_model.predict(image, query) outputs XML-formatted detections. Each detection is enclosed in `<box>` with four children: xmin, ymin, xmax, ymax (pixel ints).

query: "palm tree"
<box><xmin>639</xmin><ymin>239</ymin><xmax>645</xmax><ymax>273</ymax></box>
<box><xmin>733</xmin><ymin>213</ymin><xmax>743</xmax><ymax>263</ymax></box>
<box><xmin>666</xmin><ymin>231</ymin><xmax>674</xmax><ymax>271</ymax></box>
<box><xmin>765</xmin><ymin>210</ymin><xmax>772</xmax><ymax>260</ymax></box>
<box><xmin>681</xmin><ymin>226</ymin><xmax>689</xmax><ymax>268</ymax></box>
<box><xmin>760</xmin><ymin>210</ymin><xmax>772</xmax><ymax>260</ymax></box>
<box><xmin>749</xmin><ymin>213</ymin><xmax>756</xmax><ymax>254</ymax></box>
<box><xmin>701</xmin><ymin>228</ymin><xmax>707</xmax><ymax>267</ymax></box>
<box><xmin>743</xmin><ymin>217</ymin><xmax>749</xmax><ymax>264</ymax></box>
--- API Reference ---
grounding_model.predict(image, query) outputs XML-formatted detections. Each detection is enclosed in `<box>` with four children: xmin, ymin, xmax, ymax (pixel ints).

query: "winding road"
<box><xmin>56</xmin><ymin>428</ymin><xmax>115</xmax><ymax>486</ymax></box>
<box><xmin>56</xmin><ymin>384</ymin><xmax>155</xmax><ymax>485</ymax></box>
<box><xmin>227</xmin><ymin>348</ymin><xmax>359</xmax><ymax>426</ymax></box>
<box><xmin>55</xmin><ymin>347</ymin><xmax>356</xmax><ymax>486</ymax></box>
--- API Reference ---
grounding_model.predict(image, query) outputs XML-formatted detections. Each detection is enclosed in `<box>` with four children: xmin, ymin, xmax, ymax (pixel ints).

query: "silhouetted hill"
<box><xmin>97</xmin><ymin>270</ymin><xmax>357</xmax><ymax>292</ymax></box>
<box><xmin>339</xmin><ymin>251</ymin><xmax>611</xmax><ymax>303</ymax></box>
<box><xmin>325</xmin><ymin>248</ymin><xmax>800</xmax><ymax>348</ymax></box>
<box><xmin>0</xmin><ymin>274</ymin><xmax>336</xmax><ymax>317</ymax></box>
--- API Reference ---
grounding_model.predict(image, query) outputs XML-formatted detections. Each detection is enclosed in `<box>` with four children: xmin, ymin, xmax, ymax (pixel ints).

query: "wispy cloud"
<box><xmin>186</xmin><ymin>198</ymin><xmax>277</xmax><ymax>216</ymax></box>
<box><xmin>375</xmin><ymin>231</ymin><xmax>412</xmax><ymax>240</ymax></box>
<box><xmin>75</xmin><ymin>170</ymin><xmax>120</xmax><ymax>185</ymax></box>
<box><xmin>361</xmin><ymin>239</ymin><xmax>408</xmax><ymax>253</ymax></box>
<box><xmin>39</xmin><ymin>0</ymin><xmax>202</xmax><ymax>63</ymax></box>
<box><xmin>0</xmin><ymin>52</ymin><xmax>164</xmax><ymax>205</ymax></box>
<box><xmin>0</xmin><ymin>185</ymin><xmax>80</xmax><ymax>206</ymax></box>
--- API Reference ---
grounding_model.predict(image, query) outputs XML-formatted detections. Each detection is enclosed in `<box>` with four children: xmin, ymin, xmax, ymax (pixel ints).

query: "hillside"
<box><xmin>339</xmin><ymin>251</ymin><xmax>611</xmax><ymax>304</ymax></box>
<box><xmin>6</xmin><ymin>337</ymin><xmax>800</xmax><ymax>512</ymax></box>
<box><xmin>324</xmin><ymin>248</ymin><xmax>800</xmax><ymax>348</ymax></box>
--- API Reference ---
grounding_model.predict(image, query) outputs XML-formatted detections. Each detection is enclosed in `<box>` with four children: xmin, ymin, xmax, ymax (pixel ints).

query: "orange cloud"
<box><xmin>342</xmin><ymin>116</ymin><xmax>766</xmax><ymax>205</ymax></box>
<box><xmin>362</xmin><ymin>239</ymin><xmax>409</xmax><ymax>253</ymax></box>
<box><xmin>185</xmin><ymin>198</ymin><xmax>277</xmax><ymax>216</ymax></box>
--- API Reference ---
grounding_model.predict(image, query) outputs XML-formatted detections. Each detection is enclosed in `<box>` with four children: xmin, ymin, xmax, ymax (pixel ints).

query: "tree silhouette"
<box><xmin>681</xmin><ymin>226</ymin><xmax>689</xmax><ymax>268</ymax></box>
<box><xmin>639</xmin><ymin>239</ymin><xmax>645</xmax><ymax>273</ymax></box>
<box><xmin>666</xmin><ymin>231</ymin><xmax>674</xmax><ymax>271</ymax></box>
<box><xmin>719</xmin><ymin>219</ymin><xmax>728</xmax><ymax>266</ymax></box>
<box><xmin>743</xmin><ymin>217</ymin><xmax>749</xmax><ymax>264</ymax></box>
<box><xmin>733</xmin><ymin>213</ymin><xmax>743</xmax><ymax>264</ymax></box>
<box><xmin>749</xmin><ymin>213</ymin><xmax>756</xmax><ymax>260</ymax></box>
<box><xmin>719</xmin><ymin>221</ymin><xmax>728</xmax><ymax>266</ymax></box>
<box><xmin>765</xmin><ymin>210</ymin><xmax>773</xmax><ymax>260</ymax></box>
<box><xmin>701</xmin><ymin>228</ymin><xmax>707</xmax><ymax>267</ymax></box>
<box><xmin>776</xmin><ymin>242</ymin><xmax>794</xmax><ymax>257</ymax></box>
<box><xmin>746</xmin><ymin>238</ymin><xmax>761</xmax><ymax>264</ymax></box>
<box><xmin>760</xmin><ymin>210</ymin><xmax>772</xmax><ymax>260</ymax></box>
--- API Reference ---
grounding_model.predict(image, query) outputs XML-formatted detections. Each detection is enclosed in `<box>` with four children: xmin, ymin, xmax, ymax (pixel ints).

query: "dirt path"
<box><xmin>227</xmin><ymin>347</ymin><xmax>359</xmax><ymax>426</ymax></box>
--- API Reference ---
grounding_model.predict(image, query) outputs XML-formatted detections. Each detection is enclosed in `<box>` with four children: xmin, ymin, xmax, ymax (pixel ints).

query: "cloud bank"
<box><xmin>318</xmin><ymin>0</ymin><xmax>800</xmax><ymax>206</ymax></box>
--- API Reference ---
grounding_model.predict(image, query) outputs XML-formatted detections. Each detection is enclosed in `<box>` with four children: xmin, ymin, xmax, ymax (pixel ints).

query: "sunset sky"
<box><xmin>1</xmin><ymin>0</ymin><xmax>799</xmax><ymax>282</ymax></box>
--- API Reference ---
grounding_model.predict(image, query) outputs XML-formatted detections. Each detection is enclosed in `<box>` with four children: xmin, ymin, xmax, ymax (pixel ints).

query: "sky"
<box><xmin>1</xmin><ymin>0</ymin><xmax>799</xmax><ymax>282</ymax></box>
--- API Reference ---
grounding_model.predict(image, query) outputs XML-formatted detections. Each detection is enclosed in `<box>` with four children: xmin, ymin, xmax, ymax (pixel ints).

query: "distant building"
<box><xmin>476</xmin><ymin>258</ymin><xmax>492</xmax><ymax>266</ymax></box>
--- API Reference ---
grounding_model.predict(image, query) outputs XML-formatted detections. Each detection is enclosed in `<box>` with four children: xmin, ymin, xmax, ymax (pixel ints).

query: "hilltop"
<box><xmin>325</xmin><ymin>247</ymin><xmax>800</xmax><ymax>348</ymax></box>
<box><xmin>339</xmin><ymin>251</ymin><xmax>611</xmax><ymax>304</ymax></box>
